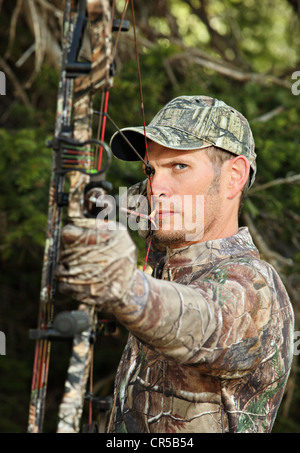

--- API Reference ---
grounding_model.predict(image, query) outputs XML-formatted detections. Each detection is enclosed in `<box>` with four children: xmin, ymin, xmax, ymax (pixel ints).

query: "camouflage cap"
<box><xmin>110</xmin><ymin>95</ymin><xmax>256</xmax><ymax>186</ymax></box>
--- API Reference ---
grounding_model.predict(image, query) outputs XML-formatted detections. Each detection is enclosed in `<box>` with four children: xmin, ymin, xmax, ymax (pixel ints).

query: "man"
<box><xmin>57</xmin><ymin>95</ymin><xmax>294</xmax><ymax>433</ymax></box>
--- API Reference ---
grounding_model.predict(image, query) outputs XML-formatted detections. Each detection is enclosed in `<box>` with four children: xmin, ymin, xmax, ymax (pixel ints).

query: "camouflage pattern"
<box><xmin>57</xmin><ymin>219</ymin><xmax>137</xmax><ymax>309</ymax></box>
<box><xmin>57</xmin><ymin>304</ymin><xmax>96</xmax><ymax>433</ymax></box>
<box><xmin>107</xmin><ymin>227</ymin><xmax>294</xmax><ymax>433</ymax></box>
<box><xmin>110</xmin><ymin>95</ymin><xmax>257</xmax><ymax>187</ymax></box>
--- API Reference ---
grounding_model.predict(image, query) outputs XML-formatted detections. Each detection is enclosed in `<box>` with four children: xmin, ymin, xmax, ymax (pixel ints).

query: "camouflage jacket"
<box><xmin>107</xmin><ymin>227</ymin><xmax>294</xmax><ymax>433</ymax></box>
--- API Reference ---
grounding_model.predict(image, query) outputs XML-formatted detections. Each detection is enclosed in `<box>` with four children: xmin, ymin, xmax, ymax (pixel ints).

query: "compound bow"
<box><xmin>27</xmin><ymin>0</ymin><xmax>142</xmax><ymax>433</ymax></box>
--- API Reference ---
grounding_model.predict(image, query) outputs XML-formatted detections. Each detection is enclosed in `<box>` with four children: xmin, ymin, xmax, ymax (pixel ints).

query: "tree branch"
<box><xmin>0</xmin><ymin>56</ymin><xmax>31</xmax><ymax>107</ymax></box>
<box><xmin>243</xmin><ymin>212</ymin><xmax>293</xmax><ymax>270</ymax></box>
<box><xmin>252</xmin><ymin>105</ymin><xmax>286</xmax><ymax>123</ymax></box>
<box><xmin>123</xmin><ymin>31</ymin><xmax>291</xmax><ymax>90</ymax></box>
<box><xmin>249</xmin><ymin>174</ymin><xmax>300</xmax><ymax>194</ymax></box>
<box><xmin>5</xmin><ymin>0</ymin><xmax>24</xmax><ymax>60</ymax></box>
<box><xmin>169</xmin><ymin>52</ymin><xmax>291</xmax><ymax>89</ymax></box>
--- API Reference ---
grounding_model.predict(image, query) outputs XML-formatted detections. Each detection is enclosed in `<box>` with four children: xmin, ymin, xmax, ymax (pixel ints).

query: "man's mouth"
<box><xmin>156</xmin><ymin>210</ymin><xmax>176</xmax><ymax>220</ymax></box>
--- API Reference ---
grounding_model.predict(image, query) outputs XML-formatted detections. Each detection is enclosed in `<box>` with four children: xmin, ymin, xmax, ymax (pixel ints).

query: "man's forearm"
<box><xmin>113</xmin><ymin>270</ymin><xmax>220</xmax><ymax>364</ymax></box>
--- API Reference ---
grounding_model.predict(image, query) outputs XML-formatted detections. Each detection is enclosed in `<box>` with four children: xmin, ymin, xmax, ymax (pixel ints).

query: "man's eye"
<box><xmin>174</xmin><ymin>163</ymin><xmax>187</xmax><ymax>170</ymax></box>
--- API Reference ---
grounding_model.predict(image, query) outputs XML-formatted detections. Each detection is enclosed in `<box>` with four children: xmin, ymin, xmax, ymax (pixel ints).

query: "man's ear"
<box><xmin>226</xmin><ymin>155</ymin><xmax>250</xmax><ymax>199</ymax></box>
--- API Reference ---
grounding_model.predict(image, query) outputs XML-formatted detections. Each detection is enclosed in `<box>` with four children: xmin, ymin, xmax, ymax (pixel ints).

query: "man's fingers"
<box><xmin>61</xmin><ymin>222</ymin><xmax>123</xmax><ymax>247</ymax></box>
<box><xmin>61</xmin><ymin>224</ymin><xmax>106</xmax><ymax>246</ymax></box>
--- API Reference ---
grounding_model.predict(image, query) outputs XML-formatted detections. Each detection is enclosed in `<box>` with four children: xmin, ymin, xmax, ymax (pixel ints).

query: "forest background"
<box><xmin>0</xmin><ymin>0</ymin><xmax>300</xmax><ymax>433</ymax></box>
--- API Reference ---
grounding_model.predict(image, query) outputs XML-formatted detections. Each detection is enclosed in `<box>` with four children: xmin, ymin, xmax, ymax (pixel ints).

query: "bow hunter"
<box><xmin>56</xmin><ymin>95</ymin><xmax>294</xmax><ymax>433</ymax></box>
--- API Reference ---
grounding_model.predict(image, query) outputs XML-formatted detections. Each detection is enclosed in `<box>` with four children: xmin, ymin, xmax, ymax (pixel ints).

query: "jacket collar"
<box><xmin>164</xmin><ymin>227</ymin><xmax>258</xmax><ymax>270</ymax></box>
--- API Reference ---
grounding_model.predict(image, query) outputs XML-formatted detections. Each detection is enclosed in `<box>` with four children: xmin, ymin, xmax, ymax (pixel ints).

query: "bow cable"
<box><xmin>129</xmin><ymin>0</ymin><xmax>154</xmax><ymax>270</ymax></box>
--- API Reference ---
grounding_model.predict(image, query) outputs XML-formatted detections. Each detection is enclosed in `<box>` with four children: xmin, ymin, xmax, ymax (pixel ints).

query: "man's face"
<box><xmin>144</xmin><ymin>142</ymin><xmax>226</xmax><ymax>248</ymax></box>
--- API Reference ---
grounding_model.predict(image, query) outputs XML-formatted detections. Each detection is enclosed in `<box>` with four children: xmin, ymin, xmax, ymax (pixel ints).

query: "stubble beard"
<box><xmin>153</xmin><ymin>224</ymin><xmax>187</xmax><ymax>247</ymax></box>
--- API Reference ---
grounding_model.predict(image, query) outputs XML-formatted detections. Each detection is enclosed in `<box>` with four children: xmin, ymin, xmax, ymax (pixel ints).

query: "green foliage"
<box><xmin>107</xmin><ymin>45</ymin><xmax>176</xmax><ymax>130</ymax></box>
<box><xmin>170</xmin><ymin>0</ymin><xmax>299</xmax><ymax>72</ymax></box>
<box><xmin>0</xmin><ymin>128</ymin><xmax>51</xmax><ymax>262</ymax></box>
<box><xmin>0</xmin><ymin>358</ymin><xmax>32</xmax><ymax>433</ymax></box>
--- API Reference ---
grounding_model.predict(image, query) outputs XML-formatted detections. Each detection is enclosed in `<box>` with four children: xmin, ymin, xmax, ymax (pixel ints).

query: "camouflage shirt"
<box><xmin>107</xmin><ymin>227</ymin><xmax>294</xmax><ymax>433</ymax></box>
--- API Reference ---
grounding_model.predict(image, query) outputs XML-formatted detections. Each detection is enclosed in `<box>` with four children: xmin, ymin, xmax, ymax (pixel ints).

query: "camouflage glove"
<box><xmin>56</xmin><ymin>219</ymin><xmax>137</xmax><ymax>310</ymax></box>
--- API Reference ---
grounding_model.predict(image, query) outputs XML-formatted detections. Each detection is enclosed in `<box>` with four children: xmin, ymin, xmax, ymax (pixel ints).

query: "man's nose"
<box><xmin>149</xmin><ymin>171</ymin><xmax>171</xmax><ymax>199</ymax></box>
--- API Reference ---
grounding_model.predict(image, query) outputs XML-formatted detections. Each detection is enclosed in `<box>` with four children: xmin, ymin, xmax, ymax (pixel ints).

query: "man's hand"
<box><xmin>56</xmin><ymin>219</ymin><xmax>137</xmax><ymax>310</ymax></box>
